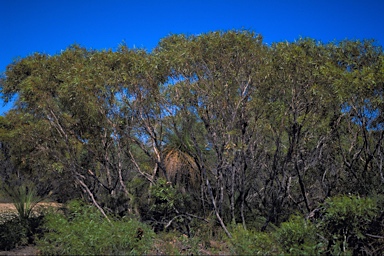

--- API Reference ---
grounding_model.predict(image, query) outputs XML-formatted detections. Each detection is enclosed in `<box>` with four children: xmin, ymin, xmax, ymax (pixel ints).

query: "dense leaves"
<box><xmin>37</xmin><ymin>200</ymin><xmax>154</xmax><ymax>255</ymax></box>
<box><xmin>0</xmin><ymin>30</ymin><xmax>383</xmax><ymax>242</ymax></box>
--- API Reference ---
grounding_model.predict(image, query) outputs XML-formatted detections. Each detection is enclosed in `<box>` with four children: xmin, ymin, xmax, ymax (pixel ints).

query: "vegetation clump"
<box><xmin>37</xmin><ymin>200</ymin><xmax>154</xmax><ymax>255</ymax></box>
<box><xmin>0</xmin><ymin>30</ymin><xmax>383</xmax><ymax>253</ymax></box>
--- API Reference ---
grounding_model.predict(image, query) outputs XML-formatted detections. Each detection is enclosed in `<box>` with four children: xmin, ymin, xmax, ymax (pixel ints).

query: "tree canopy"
<box><xmin>1</xmin><ymin>30</ymin><xmax>383</xmax><ymax>236</ymax></box>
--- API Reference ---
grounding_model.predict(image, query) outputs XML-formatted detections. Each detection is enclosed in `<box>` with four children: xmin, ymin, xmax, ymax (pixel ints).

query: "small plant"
<box><xmin>179</xmin><ymin>232</ymin><xmax>202</xmax><ymax>255</ymax></box>
<box><xmin>10</xmin><ymin>185</ymin><xmax>40</xmax><ymax>222</ymax></box>
<box><xmin>13</xmin><ymin>186</ymin><xmax>39</xmax><ymax>221</ymax></box>
<box><xmin>0</xmin><ymin>183</ymin><xmax>42</xmax><ymax>251</ymax></box>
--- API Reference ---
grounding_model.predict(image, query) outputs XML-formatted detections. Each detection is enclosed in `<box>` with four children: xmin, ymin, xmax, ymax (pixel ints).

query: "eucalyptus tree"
<box><xmin>0</xmin><ymin>110</ymin><xmax>77</xmax><ymax>201</ymax></box>
<box><xmin>156</xmin><ymin>30</ymin><xmax>270</xmax><ymax>234</ymax></box>
<box><xmin>330</xmin><ymin>40</ymin><xmax>384</xmax><ymax>195</ymax></box>
<box><xmin>256</xmin><ymin>39</ymin><xmax>344</xmax><ymax>225</ymax></box>
<box><xmin>0</xmin><ymin>45</ymin><xmax>170</xmax><ymax>218</ymax></box>
<box><xmin>254</xmin><ymin>39</ymin><xmax>384</xmax><ymax>226</ymax></box>
<box><xmin>1</xmin><ymin>30</ymin><xmax>383</xmax><ymax>236</ymax></box>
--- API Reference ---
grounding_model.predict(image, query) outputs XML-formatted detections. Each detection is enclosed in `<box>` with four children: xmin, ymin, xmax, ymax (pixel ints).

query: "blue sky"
<box><xmin>1</xmin><ymin>0</ymin><xmax>384</xmax><ymax>115</ymax></box>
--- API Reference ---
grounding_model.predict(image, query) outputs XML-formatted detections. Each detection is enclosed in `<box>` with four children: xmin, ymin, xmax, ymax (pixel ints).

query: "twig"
<box><xmin>366</xmin><ymin>233</ymin><xmax>384</xmax><ymax>239</ymax></box>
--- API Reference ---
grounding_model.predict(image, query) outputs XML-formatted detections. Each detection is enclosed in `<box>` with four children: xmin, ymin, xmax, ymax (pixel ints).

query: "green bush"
<box><xmin>276</xmin><ymin>215</ymin><xmax>323</xmax><ymax>255</ymax></box>
<box><xmin>37</xmin><ymin>200</ymin><xmax>155</xmax><ymax>255</ymax></box>
<box><xmin>0</xmin><ymin>218</ymin><xmax>28</xmax><ymax>250</ymax></box>
<box><xmin>149</xmin><ymin>178</ymin><xmax>182</xmax><ymax>214</ymax></box>
<box><xmin>0</xmin><ymin>215</ymin><xmax>44</xmax><ymax>251</ymax></box>
<box><xmin>320</xmin><ymin>195</ymin><xmax>383</xmax><ymax>255</ymax></box>
<box><xmin>148</xmin><ymin>178</ymin><xmax>188</xmax><ymax>232</ymax></box>
<box><xmin>227</xmin><ymin>224</ymin><xmax>279</xmax><ymax>255</ymax></box>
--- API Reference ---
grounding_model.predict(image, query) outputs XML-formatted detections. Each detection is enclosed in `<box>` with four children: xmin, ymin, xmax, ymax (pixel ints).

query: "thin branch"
<box><xmin>75</xmin><ymin>175</ymin><xmax>111</xmax><ymax>223</ymax></box>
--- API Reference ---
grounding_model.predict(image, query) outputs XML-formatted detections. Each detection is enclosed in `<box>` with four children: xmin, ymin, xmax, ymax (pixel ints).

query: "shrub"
<box><xmin>320</xmin><ymin>195</ymin><xmax>383</xmax><ymax>255</ymax></box>
<box><xmin>0</xmin><ymin>218</ymin><xmax>28</xmax><ymax>250</ymax></box>
<box><xmin>0</xmin><ymin>215</ymin><xmax>44</xmax><ymax>251</ymax></box>
<box><xmin>154</xmin><ymin>231</ymin><xmax>203</xmax><ymax>255</ymax></box>
<box><xmin>147</xmin><ymin>178</ymin><xmax>188</xmax><ymax>232</ymax></box>
<box><xmin>0</xmin><ymin>184</ymin><xmax>43</xmax><ymax>251</ymax></box>
<box><xmin>37</xmin><ymin>200</ymin><xmax>155</xmax><ymax>255</ymax></box>
<box><xmin>227</xmin><ymin>224</ymin><xmax>279</xmax><ymax>255</ymax></box>
<box><xmin>4</xmin><ymin>184</ymin><xmax>40</xmax><ymax>222</ymax></box>
<box><xmin>276</xmin><ymin>215</ymin><xmax>323</xmax><ymax>255</ymax></box>
<box><xmin>149</xmin><ymin>178</ymin><xmax>182</xmax><ymax>214</ymax></box>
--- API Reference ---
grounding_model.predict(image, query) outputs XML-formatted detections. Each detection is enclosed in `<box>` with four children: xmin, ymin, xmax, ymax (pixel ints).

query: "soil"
<box><xmin>0</xmin><ymin>202</ymin><xmax>62</xmax><ymax>213</ymax></box>
<box><xmin>0</xmin><ymin>246</ymin><xmax>40</xmax><ymax>256</ymax></box>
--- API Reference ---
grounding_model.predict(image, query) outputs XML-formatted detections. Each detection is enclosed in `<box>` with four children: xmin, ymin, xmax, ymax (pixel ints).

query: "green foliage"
<box><xmin>276</xmin><ymin>215</ymin><xmax>323</xmax><ymax>255</ymax></box>
<box><xmin>154</xmin><ymin>231</ymin><xmax>203</xmax><ymax>255</ymax></box>
<box><xmin>226</xmin><ymin>195</ymin><xmax>384</xmax><ymax>256</ymax></box>
<box><xmin>0</xmin><ymin>215</ymin><xmax>44</xmax><ymax>251</ymax></box>
<box><xmin>226</xmin><ymin>196</ymin><xmax>383</xmax><ymax>256</ymax></box>
<box><xmin>0</xmin><ymin>218</ymin><xmax>28</xmax><ymax>250</ymax></box>
<box><xmin>0</xmin><ymin>183</ymin><xmax>42</xmax><ymax>251</ymax></box>
<box><xmin>178</xmin><ymin>232</ymin><xmax>202</xmax><ymax>255</ymax></box>
<box><xmin>150</xmin><ymin>178</ymin><xmax>180</xmax><ymax>213</ymax></box>
<box><xmin>1</xmin><ymin>30</ymin><xmax>384</xmax><ymax>249</ymax></box>
<box><xmin>37</xmin><ymin>200</ymin><xmax>155</xmax><ymax>255</ymax></box>
<box><xmin>227</xmin><ymin>224</ymin><xmax>279</xmax><ymax>255</ymax></box>
<box><xmin>147</xmin><ymin>178</ymin><xmax>191</xmax><ymax>232</ymax></box>
<box><xmin>7</xmin><ymin>184</ymin><xmax>39</xmax><ymax>222</ymax></box>
<box><xmin>320</xmin><ymin>195</ymin><xmax>383</xmax><ymax>255</ymax></box>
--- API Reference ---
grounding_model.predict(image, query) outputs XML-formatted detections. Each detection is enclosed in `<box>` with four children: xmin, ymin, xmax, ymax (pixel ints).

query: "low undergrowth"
<box><xmin>1</xmin><ymin>195</ymin><xmax>383</xmax><ymax>255</ymax></box>
<box><xmin>37</xmin><ymin>200</ymin><xmax>154</xmax><ymax>255</ymax></box>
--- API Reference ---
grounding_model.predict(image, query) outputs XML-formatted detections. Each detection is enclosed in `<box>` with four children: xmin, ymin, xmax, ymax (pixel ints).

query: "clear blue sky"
<box><xmin>1</xmin><ymin>0</ymin><xmax>384</xmax><ymax>115</ymax></box>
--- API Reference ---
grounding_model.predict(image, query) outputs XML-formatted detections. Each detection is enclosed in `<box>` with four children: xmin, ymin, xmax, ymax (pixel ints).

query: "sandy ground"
<box><xmin>0</xmin><ymin>246</ymin><xmax>40</xmax><ymax>256</ymax></box>
<box><xmin>0</xmin><ymin>203</ymin><xmax>18</xmax><ymax>213</ymax></box>
<box><xmin>0</xmin><ymin>202</ymin><xmax>62</xmax><ymax>213</ymax></box>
